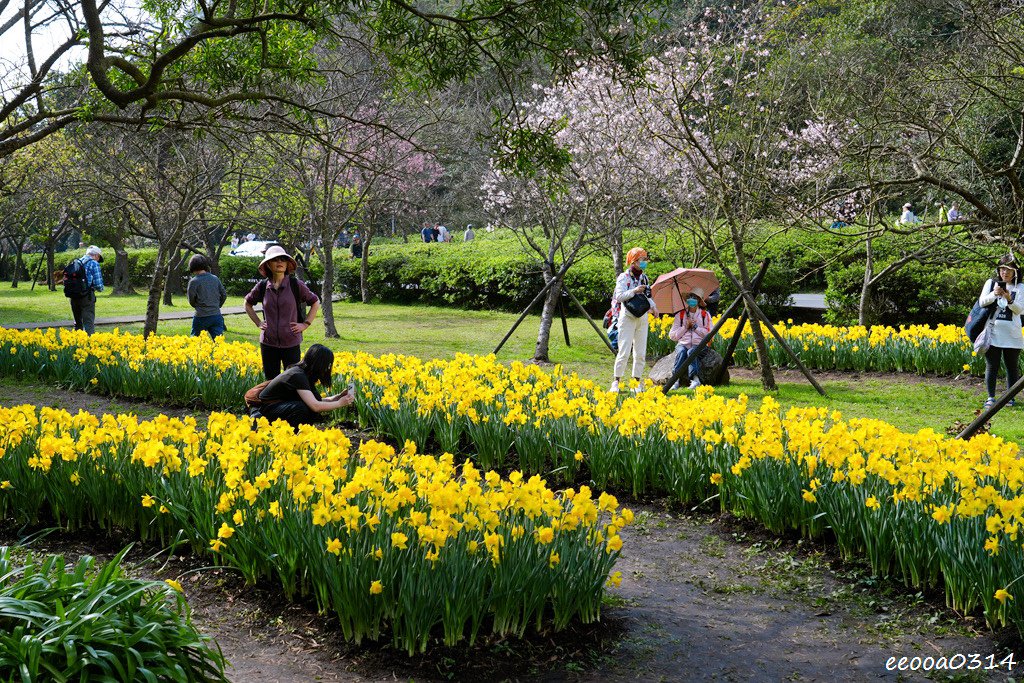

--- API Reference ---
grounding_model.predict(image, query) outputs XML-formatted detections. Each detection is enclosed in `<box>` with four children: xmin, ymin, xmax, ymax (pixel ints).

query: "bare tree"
<box><xmin>75</xmin><ymin>126</ymin><xmax>230</xmax><ymax>335</ymax></box>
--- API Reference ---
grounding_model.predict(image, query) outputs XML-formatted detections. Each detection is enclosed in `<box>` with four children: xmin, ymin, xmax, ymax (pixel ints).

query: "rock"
<box><xmin>649</xmin><ymin>346</ymin><xmax>730</xmax><ymax>387</ymax></box>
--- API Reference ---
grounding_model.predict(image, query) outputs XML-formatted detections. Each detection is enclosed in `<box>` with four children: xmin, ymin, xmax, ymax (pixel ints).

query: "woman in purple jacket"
<box><xmin>244</xmin><ymin>246</ymin><xmax>321</xmax><ymax>380</ymax></box>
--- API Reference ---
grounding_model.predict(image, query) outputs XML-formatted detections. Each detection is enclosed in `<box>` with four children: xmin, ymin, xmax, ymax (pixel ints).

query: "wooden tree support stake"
<box><xmin>720</xmin><ymin>263</ymin><xmax>827</xmax><ymax>397</ymax></box>
<box><xmin>957</xmin><ymin>373</ymin><xmax>1024</xmax><ymax>440</ymax></box>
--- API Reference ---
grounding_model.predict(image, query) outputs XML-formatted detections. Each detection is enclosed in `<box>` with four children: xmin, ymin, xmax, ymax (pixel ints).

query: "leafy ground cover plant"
<box><xmin>0</xmin><ymin>546</ymin><xmax>226</xmax><ymax>682</ymax></box>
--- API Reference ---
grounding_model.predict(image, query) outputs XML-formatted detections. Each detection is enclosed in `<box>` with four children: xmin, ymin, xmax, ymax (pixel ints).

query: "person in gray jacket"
<box><xmin>187</xmin><ymin>254</ymin><xmax>227</xmax><ymax>338</ymax></box>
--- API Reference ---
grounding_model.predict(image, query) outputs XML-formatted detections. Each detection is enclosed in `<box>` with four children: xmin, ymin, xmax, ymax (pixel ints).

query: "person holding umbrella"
<box><xmin>669</xmin><ymin>288</ymin><xmax>712</xmax><ymax>390</ymax></box>
<box><xmin>610</xmin><ymin>247</ymin><xmax>659</xmax><ymax>393</ymax></box>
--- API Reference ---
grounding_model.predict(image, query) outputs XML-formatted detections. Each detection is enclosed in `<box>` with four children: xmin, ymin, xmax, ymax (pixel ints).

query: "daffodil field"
<box><xmin>0</xmin><ymin>406</ymin><xmax>629</xmax><ymax>654</ymax></box>
<box><xmin>649</xmin><ymin>317</ymin><xmax>983</xmax><ymax>376</ymax></box>
<box><xmin>2</xmin><ymin>328</ymin><xmax>1024</xmax><ymax>640</ymax></box>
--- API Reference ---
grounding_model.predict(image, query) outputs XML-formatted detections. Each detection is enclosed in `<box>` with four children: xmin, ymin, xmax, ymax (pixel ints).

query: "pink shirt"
<box><xmin>669</xmin><ymin>308</ymin><xmax>711</xmax><ymax>347</ymax></box>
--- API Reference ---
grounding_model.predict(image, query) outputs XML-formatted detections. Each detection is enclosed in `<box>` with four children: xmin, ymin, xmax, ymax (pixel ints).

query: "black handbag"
<box><xmin>965</xmin><ymin>280</ymin><xmax>997</xmax><ymax>343</ymax></box>
<box><xmin>623</xmin><ymin>292</ymin><xmax>651</xmax><ymax>318</ymax></box>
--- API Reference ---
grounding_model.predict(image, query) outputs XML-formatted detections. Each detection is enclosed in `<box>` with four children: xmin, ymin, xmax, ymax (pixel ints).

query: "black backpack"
<box><xmin>255</xmin><ymin>275</ymin><xmax>307</xmax><ymax>323</ymax></box>
<box><xmin>62</xmin><ymin>258</ymin><xmax>91</xmax><ymax>298</ymax></box>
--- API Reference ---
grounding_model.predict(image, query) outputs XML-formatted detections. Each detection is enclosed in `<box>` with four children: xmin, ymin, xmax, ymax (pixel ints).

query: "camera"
<box><xmin>643</xmin><ymin>286</ymin><xmax>652</xmax><ymax>297</ymax></box>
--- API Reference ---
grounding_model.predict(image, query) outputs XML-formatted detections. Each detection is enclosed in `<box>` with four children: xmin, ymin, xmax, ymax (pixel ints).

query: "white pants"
<box><xmin>614</xmin><ymin>312</ymin><xmax>649</xmax><ymax>379</ymax></box>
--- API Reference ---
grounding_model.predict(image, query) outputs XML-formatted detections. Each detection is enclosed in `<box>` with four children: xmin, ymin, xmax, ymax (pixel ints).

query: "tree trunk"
<box><xmin>162</xmin><ymin>249</ymin><xmax>184</xmax><ymax>306</ymax></box>
<box><xmin>46</xmin><ymin>245</ymin><xmax>56</xmax><ymax>291</ymax></box>
<box><xmin>729</xmin><ymin>225</ymin><xmax>776</xmax><ymax>391</ymax></box>
<box><xmin>360</xmin><ymin>239</ymin><xmax>371</xmax><ymax>304</ymax></box>
<box><xmin>534</xmin><ymin>267</ymin><xmax>564</xmax><ymax>362</ymax></box>
<box><xmin>858</xmin><ymin>236</ymin><xmax>873</xmax><ymax>326</ymax></box>
<box><xmin>610</xmin><ymin>229</ymin><xmax>624</xmax><ymax>275</ymax></box>
<box><xmin>10</xmin><ymin>242</ymin><xmax>26</xmax><ymax>288</ymax></box>
<box><xmin>321</xmin><ymin>241</ymin><xmax>339</xmax><ymax>338</ymax></box>
<box><xmin>144</xmin><ymin>245</ymin><xmax>171</xmax><ymax>337</ymax></box>
<box><xmin>111</xmin><ymin>244</ymin><xmax>135</xmax><ymax>295</ymax></box>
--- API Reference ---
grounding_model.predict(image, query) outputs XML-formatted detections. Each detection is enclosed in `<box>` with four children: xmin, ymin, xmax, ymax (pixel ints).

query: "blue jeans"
<box><xmin>192</xmin><ymin>313</ymin><xmax>225</xmax><ymax>338</ymax></box>
<box><xmin>672</xmin><ymin>345</ymin><xmax>701</xmax><ymax>384</ymax></box>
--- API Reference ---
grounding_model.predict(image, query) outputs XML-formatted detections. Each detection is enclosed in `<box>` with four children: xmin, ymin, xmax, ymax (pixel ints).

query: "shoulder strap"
<box><xmin>256</xmin><ymin>278</ymin><xmax>268</xmax><ymax>301</ymax></box>
<box><xmin>289</xmin><ymin>274</ymin><xmax>300</xmax><ymax>305</ymax></box>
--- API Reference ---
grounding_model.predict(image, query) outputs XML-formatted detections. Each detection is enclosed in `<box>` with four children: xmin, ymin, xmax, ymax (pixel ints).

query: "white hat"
<box><xmin>85</xmin><ymin>245</ymin><xmax>103</xmax><ymax>263</ymax></box>
<box><xmin>258</xmin><ymin>245</ymin><xmax>297</xmax><ymax>277</ymax></box>
<box><xmin>903</xmin><ymin>203</ymin><xmax>912</xmax><ymax>209</ymax></box>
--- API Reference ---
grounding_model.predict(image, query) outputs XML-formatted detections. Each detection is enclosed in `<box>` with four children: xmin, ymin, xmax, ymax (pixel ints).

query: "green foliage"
<box><xmin>0</xmin><ymin>546</ymin><xmax>226</xmax><ymax>682</ymax></box>
<box><xmin>821</xmin><ymin>234</ymin><xmax>1002</xmax><ymax>326</ymax></box>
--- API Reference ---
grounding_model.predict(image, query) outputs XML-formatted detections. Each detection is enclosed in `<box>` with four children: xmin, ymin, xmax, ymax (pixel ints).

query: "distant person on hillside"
<box><xmin>230</xmin><ymin>235</ymin><xmax>239</xmax><ymax>250</ymax></box>
<box><xmin>431</xmin><ymin>224</ymin><xmax>441</xmax><ymax>242</ymax></box>
<box><xmin>252</xmin><ymin>344</ymin><xmax>355</xmax><ymax>429</ymax></box>
<box><xmin>464</xmin><ymin>224</ymin><xmax>475</xmax><ymax>242</ymax></box>
<box><xmin>899</xmin><ymin>203</ymin><xmax>919</xmax><ymax>225</ymax></box>
<box><xmin>246</xmin><ymin>231</ymin><xmax>257</xmax><ymax>242</ymax></box>
<box><xmin>437</xmin><ymin>224</ymin><xmax>451</xmax><ymax>243</ymax></box>
<box><xmin>421</xmin><ymin>222</ymin><xmax>434</xmax><ymax>243</ymax></box>
<box><xmin>187</xmin><ymin>254</ymin><xmax>227</xmax><ymax>338</ymax></box>
<box><xmin>948</xmin><ymin>204</ymin><xmax>962</xmax><ymax>222</ymax></box>
<box><xmin>65</xmin><ymin>245</ymin><xmax>104</xmax><ymax>335</ymax></box>
<box><xmin>244</xmin><ymin>246</ymin><xmax>321</xmax><ymax>381</ymax></box>
<box><xmin>350</xmin><ymin>234</ymin><xmax>363</xmax><ymax>259</ymax></box>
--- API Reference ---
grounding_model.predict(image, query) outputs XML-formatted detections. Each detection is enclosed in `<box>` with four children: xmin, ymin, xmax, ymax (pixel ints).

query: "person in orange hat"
<box><xmin>244</xmin><ymin>245</ymin><xmax>321</xmax><ymax>380</ymax></box>
<box><xmin>609</xmin><ymin>247</ymin><xmax>659</xmax><ymax>393</ymax></box>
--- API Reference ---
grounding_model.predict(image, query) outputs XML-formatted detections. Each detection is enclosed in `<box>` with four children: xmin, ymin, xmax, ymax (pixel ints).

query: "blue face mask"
<box><xmin>637</xmin><ymin>261</ymin><xmax>647</xmax><ymax>271</ymax></box>
<box><xmin>686</xmin><ymin>298</ymin><xmax>698</xmax><ymax>308</ymax></box>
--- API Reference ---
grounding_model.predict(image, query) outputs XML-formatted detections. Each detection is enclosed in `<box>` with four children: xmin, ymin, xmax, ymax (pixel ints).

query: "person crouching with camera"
<box><xmin>610</xmin><ymin>248</ymin><xmax>659</xmax><ymax>393</ymax></box>
<box><xmin>979</xmin><ymin>255</ymin><xmax>1024</xmax><ymax>408</ymax></box>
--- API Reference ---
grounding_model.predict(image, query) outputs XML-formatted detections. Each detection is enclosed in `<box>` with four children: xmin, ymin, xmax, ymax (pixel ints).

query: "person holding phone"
<box><xmin>256</xmin><ymin>344</ymin><xmax>354</xmax><ymax>428</ymax></box>
<box><xmin>978</xmin><ymin>255</ymin><xmax>1024</xmax><ymax>408</ymax></box>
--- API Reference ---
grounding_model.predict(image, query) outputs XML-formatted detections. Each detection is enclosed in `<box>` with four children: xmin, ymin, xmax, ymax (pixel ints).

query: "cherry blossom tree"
<box><xmin>482</xmin><ymin>62</ymin><xmax>683</xmax><ymax>363</ymax></box>
<box><xmin>639</xmin><ymin>7</ymin><xmax>846</xmax><ymax>389</ymax></box>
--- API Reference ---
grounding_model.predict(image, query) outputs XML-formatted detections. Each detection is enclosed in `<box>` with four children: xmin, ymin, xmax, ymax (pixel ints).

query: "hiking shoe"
<box><xmin>984</xmin><ymin>398</ymin><xmax>996</xmax><ymax>409</ymax></box>
<box><xmin>609</xmin><ymin>380</ymin><xmax>620</xmax><ymax>394</ymax></box>
<box><xmin>1009</xmin><ymin>399</ymin><xmax>1017</xmax><ymax>407</ymax></box>
<box><xmin>688</xmin><ymin>378</ymin><xmax>701</xmax><ymax>390</ymax></box>
<box><xmin>632</xmin><ymin>379</ymin><xmax>645</xmax><ymax>394</ymax></box>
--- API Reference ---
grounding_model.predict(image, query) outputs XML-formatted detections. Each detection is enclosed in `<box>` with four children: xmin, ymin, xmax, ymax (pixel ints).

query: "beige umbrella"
<box><xmin>651</xmin><ymin>268</ymin><xmax>720</xmax><ymax>315</ymax></box>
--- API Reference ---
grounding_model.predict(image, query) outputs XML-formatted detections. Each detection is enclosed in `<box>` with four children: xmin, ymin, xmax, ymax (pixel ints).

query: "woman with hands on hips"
<box><xmin>244</xmin><ymin>246</ymin><xmax>321</xmax><ymax>381</ymax></box>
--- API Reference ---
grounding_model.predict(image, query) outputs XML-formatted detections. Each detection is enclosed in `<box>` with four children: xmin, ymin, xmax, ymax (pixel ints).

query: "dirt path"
<box><xmin>1</xmin><ymin>380</ymin><xmax>1016</xmax><ymax>681</ymax></box>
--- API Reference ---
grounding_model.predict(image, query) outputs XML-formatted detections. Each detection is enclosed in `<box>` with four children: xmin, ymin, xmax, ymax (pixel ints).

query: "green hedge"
<box><xmin>25</xmin><ymin>229</ymin><xmax>1000</xmax><ymax>326</ymax></box>
<box><xmin>21</xmin><ymin>249</ymin><xmax>325</xmax><ymax>297</ymax></box>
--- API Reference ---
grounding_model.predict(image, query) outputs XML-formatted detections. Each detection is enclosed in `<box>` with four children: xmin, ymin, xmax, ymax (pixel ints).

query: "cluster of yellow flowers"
<box><xmin>334</xmin><ymin>350</ymin><xmax>1024</xmax><ymax>632</ymax></box>
<box><xmin>648</xmin><ymin>316</ymin><xmax>983</xmax><ymax>375</ymax></box>
<box><xmin>0</xmin><ymin>405</ymin><xmax>630</xmax><ymax>652</ymax></box>
<box><xmin>1</xmin><ymin>327</ymin><xmax>1021</xmax><ymax>635</ymax></box>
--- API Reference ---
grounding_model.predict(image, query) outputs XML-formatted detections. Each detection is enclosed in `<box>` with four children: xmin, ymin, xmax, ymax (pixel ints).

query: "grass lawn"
<box><xmin>1</xmin><ymin>284</ymin><xmax>1017</xmax><ymax>446</ymax></box>
<box><xmin>0</xmin><ymin>285</ymin><xmax>250</xmax><ymax>324</ymax></box>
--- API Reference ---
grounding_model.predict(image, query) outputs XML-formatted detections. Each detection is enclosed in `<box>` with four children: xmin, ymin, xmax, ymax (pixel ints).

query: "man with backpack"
<box><xmin>63</xmin><ymin>245</ymin><xmax>104</xmax><ymax>335</ymax></box>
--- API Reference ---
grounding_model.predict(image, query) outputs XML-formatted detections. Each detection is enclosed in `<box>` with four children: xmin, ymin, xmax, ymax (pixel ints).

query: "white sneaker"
<box><xmin>632</xmin><ymin>382</ymin><xmax>645</xmax><ymax>394</ymax></box>
<box><xmin>609</xmin><ymin>380</ymin><xmax>620</xmax><ymax>393</ymax></box>
<box><xmin>688</xmin><ymin>378</ymin><xmax>701</xmax><ymax>390</ymax></box>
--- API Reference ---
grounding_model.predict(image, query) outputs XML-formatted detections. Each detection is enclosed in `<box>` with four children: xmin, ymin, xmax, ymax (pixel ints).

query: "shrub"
<box><xmin>0</xmin><ymin>546</ymin><xmax>226</xmax><ymax>682</ymax></box>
